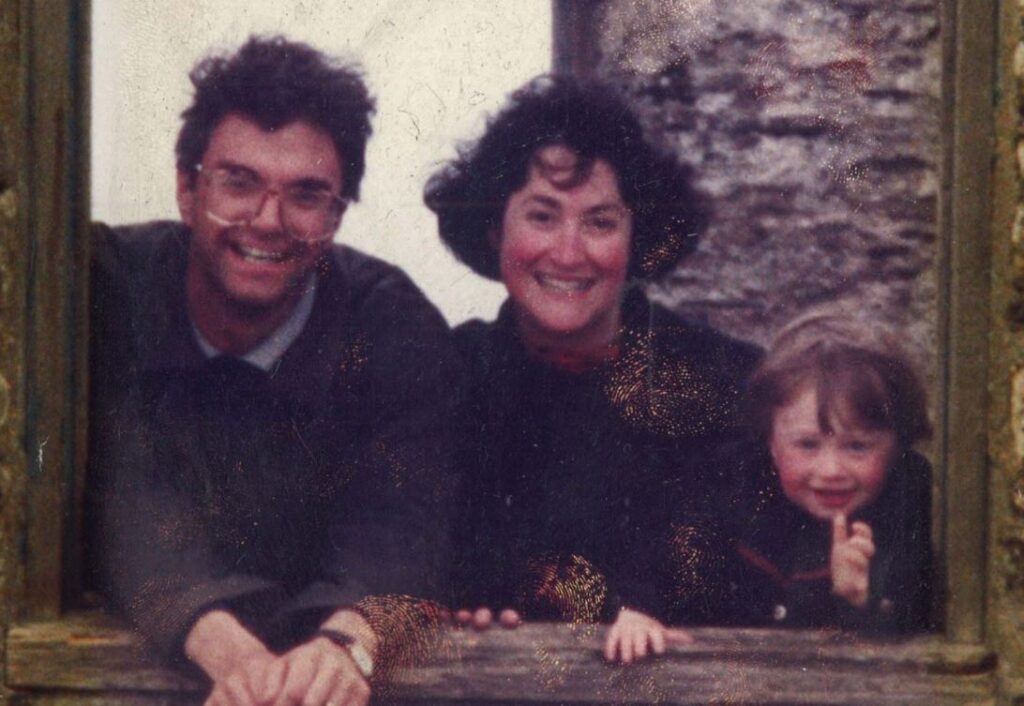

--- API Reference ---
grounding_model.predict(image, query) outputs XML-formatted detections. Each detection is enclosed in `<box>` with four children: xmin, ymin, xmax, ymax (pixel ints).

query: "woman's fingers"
<box><xmin>498</xmin><ymin>608</ymin><xmax>521</xmax><ymax>628</ymax></box>
<box><xmin>471</xmin><ymin>607</ymin><xmax>493</xmax><ymax>630</ymax></box>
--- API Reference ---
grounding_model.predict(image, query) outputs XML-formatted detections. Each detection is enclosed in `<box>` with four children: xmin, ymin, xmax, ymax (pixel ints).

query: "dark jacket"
<box><xmin>87</xmin><ymin>221</ymin><xmax>460</xmax><ymax>663</ymax></box>
<box><xmin>720</xmin><ymin>446</ymin><xmax>935</xmax><ymax>633</ymax></box>
<box><xmin>451</xmin><ymin>290</ymin><xmax>761</xmax><ymax>622</ymax></box>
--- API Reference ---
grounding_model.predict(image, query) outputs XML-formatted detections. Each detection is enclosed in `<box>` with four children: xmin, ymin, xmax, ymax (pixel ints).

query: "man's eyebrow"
<box><xmin>210</xmin><ymin>160</ymin><xmax>335</xmax><ymax>191</ymax></box>
<box><xmin>211</xmin><ymin>159</ymin><xmax>259</xmax><ymax>176</ymax></box>
<box><xmin>289</xmin><ymin>177</ymin><xmax>335</xmax><ymax>191</ymax></box>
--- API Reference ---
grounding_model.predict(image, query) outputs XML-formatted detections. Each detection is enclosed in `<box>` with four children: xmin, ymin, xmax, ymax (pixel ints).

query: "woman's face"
<box><xmin>498</xmin><ymin>146</ymin><xmax>632</xmax><ymax>351</ymax></box>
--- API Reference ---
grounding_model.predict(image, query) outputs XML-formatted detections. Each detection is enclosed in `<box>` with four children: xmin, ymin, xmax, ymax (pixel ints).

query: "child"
<box><xmin>721</xmin><ymin>310</ymin><xmax>934</xmax><ymax>633</ymax></box>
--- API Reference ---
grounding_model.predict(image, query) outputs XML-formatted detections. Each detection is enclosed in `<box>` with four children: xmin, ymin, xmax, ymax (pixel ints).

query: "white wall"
<box><xmin>91</xmin><ymin>1</ymin><xmax>553</xmax><ymax>324</ymax></box>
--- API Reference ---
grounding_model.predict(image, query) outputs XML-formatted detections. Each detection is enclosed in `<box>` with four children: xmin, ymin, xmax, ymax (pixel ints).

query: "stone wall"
<box><xmin>591</xmin><ymin>0</ymin><xmax>940</xmax><ymax>366</ymax></box>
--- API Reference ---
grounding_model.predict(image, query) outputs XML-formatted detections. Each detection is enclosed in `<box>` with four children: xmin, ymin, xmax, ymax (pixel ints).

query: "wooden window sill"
<box><xmin>6</xmin><ymin>611</ymin><xmax>997</xmax><ymax>705</ymax></box>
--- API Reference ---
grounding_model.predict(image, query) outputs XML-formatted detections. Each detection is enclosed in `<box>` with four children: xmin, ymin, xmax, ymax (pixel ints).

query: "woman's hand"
<box><xmin>831</xmin><ymin>514</ymin><xmax>876</xmax><ymax>608</ymax></box>
<box><xmin>452</xmin><ymin>607</ymin><xmax>521</xmax><ymax>630</ymax></box>
<box><xmin>603</xmin><ymin>608</ymin><xmax>693</xmax><ymax>664</ymax></box>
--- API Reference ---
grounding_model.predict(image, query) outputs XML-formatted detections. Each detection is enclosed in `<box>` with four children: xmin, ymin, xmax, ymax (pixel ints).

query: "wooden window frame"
<box><xmin>0</xmin><ymin>0</ymin><xmax>1001</xmax><ymax>703</ymax></box>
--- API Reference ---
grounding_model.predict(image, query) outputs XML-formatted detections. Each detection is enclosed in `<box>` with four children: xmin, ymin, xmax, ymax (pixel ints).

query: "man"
<box><xmin>88</xmin><ymin>36</ymin><xmax>458</xmax><ymax>706</ymax></box>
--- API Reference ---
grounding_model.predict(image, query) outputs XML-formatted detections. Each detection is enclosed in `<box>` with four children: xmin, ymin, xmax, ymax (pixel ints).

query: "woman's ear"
<box><xmin>176</xmin><ymin>170</ymin><xmax>196</xmax><ymax>227</ymax></box>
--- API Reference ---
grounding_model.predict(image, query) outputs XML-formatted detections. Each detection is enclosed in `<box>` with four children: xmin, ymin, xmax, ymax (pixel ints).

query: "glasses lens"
<box><xmin>282</xmin><ymin>195</ymin><xmax>343</xmax><ymax>242</ymax></box>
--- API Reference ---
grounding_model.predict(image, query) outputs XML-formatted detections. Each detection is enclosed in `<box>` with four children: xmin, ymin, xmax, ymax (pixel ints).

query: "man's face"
<box><xmin>178</xmin><ymin>113</ymin><xmax>343</xmax><ymax>319</ymax></box>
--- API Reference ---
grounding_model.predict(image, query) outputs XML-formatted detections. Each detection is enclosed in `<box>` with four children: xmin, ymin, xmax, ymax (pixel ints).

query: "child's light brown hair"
<box><xmin>747</xmin><ymin>309</ymin><xmax>932</xmax><ymax>446</ymax></box>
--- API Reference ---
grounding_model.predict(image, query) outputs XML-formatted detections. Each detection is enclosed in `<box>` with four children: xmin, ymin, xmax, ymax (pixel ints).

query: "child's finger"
<box><xmin>633</xmin><ymin>631</ymin><xmax>649</xmax><ymax>660</ymax></box>
<box><xmin>848</xmin><ymin>535</ymin><xmax>876</xmax><ymax>558</ymax></box>
<box><xmin>832</xmin><ymin>513</ymin><xmax>848</xmax><ymax>544</ymax></box>
<box><xmin>850</xmin><ymin>521</ymin><xmax>873</xmax><ymax>542</ymax></box>
<box><xmin>665</xmin><ymin>627</ymin><xmax>694</xmax><ymax>645</ymax></box>
<box><xmin>650</xmin><ymin>627</ymin><xmax>666</xmax><ymax>655</ymax></box>
<box><xmin>603</xmin><ymin>626</ymin><xmax>620</xmax><ymax>662</ymax></box>
<box><xmin>620</xmin><ymin>632</ymin><xmax>634</xmax><ymax>664</ymax></box>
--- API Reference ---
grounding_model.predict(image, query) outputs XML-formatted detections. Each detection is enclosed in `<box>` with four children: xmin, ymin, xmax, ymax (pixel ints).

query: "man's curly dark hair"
<box><xmin>175</xmin><ymin>35</ymin><xmax>375</xmax><ymax>201</ymax></box>
<box><xmin>424</xmin><ymin>74</ymin><xmax>709</xmax><ymax>281</ymax></box>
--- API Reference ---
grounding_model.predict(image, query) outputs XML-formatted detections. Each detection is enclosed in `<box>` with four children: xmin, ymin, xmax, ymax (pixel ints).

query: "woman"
<box><xmin>425</xmin><ymin>76</ymin><xmax>760</xmax><ymax>662</ymax></box>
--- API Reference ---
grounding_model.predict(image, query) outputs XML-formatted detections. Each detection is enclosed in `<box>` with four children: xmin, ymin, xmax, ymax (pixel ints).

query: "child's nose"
<box><xmin>818</xmin><ymin>448</ymin><xmax>845</xmax><ymax>478</ymax></box>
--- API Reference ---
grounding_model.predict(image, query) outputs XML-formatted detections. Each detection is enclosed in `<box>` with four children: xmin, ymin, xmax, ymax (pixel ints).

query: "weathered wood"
<box><xmin>6</xmin><ymin>614</ymin><xmax>997</xmax><ymax>705</ymax></box>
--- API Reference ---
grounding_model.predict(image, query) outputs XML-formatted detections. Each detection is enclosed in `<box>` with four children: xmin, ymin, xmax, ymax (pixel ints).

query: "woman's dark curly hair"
<box><xmin>175</xmin><ymin>35</ymin><xmax>375</xmax><ymax>201</ymax></box>
<box><xmin>423</xmin><ymin>75</ymin><xmax>709</xmax><ymax>281</ymax></box>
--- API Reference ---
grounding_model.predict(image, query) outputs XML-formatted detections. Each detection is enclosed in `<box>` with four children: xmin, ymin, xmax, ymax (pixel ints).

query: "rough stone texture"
<box><xmin>591</xmin><ymin>0</ymin><xmax>940</xmax><ymax>370</ymax></box>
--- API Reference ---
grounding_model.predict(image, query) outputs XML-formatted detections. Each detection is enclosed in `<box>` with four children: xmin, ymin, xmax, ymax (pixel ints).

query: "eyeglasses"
<box><xmin>194</xmin><ymin>164</ymin><xmax>349</xmax><ymax>242</ymax></box>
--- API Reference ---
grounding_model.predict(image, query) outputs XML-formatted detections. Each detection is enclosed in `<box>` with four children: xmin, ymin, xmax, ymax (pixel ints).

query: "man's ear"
<box><xmin>176</xmin><ymin>170</ymin><xmax>196</xmax><ymax>227</ymax></box>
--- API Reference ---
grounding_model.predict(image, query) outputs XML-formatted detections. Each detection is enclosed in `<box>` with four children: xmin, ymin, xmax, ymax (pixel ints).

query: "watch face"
<box><xmin>348</xmin><ymin>642</ymin><xmax>374</xmax><ymax>679</ymax></box>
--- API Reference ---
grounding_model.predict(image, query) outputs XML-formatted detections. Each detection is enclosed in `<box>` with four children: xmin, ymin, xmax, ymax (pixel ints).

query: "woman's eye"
<box><xmin>844</xmin><ymin>440</ymin><xmax>872</xmax><ymax>453</ymax></box>
<box><xmin>526</xmin><ymin>211</ymin><xmax>556</xmax><ymax>226</ymax></box>
<box><xmin>795</xmin><ymin>438</ymin><xmax>820</xmax><ymax>451</ymax></box>
<box><xmin>581</xmin><ymin>215</ymin><xmax>621</xmax><ymax>233</ymax></box>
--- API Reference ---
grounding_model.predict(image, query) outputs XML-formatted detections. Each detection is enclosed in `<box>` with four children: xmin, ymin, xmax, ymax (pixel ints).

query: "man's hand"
<box><xmin>262</xmin><ymin>608</ymin><xmax>378</xmax><ymax>706</ymax></box>
<box><xmin>603</xmin><ymin>608</ymin><xmax>693</xmax><ymax>664</ymax></box>
<box><xmin>268</xmin><ymin>637</ymin><xmax>369</xmax><ymax>706</ymax></box>
<box><xmin>831</xmin><ymin>513</ymin><xmax>876</xmax><ymax>608</ymax></box>
<box><xmin>185</xmin><ymin>610</ymin><xmax>281</xmax><ymax>706</ymax></box>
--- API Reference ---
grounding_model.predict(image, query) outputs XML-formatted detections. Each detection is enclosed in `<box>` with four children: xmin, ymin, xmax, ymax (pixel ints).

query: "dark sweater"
<box><xmin>451</xmin><ymin>290</ymin><xmax>761</xmax><ymax>622</ymax></box>
<box><xmin>87</xmin><ymin>221</ymin><xmax>461</xmax><ymax>663</ymax></box>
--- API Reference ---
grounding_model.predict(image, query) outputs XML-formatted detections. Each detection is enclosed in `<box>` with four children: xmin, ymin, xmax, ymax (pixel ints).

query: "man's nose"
<box><xmin>250</xmin><ymin>189</ymin><xmax>286</xmax><ymax>232</ymax></box>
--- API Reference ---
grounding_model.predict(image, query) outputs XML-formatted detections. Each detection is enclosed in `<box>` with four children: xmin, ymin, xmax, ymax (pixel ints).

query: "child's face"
<box><xmin>769</xmin><ymin>384</ymin><xmax>896</xmax><ymax>521</ymax></box>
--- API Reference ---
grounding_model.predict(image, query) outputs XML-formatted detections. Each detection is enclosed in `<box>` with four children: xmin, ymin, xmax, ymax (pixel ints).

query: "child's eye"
<box><xmin>844</xmin><ymin>440</ymin><xmax>873</xmax><ymax>453</ymax></box>
<box><xmin>795</xmin><ymin>437</ymin><xmax>820</xmax><ymax>451</ymax></box>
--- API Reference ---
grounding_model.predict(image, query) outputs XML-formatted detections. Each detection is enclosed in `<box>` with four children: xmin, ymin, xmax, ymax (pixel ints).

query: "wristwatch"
<box><xmin>314</xmin><ymin>628</ymin><xmax>375</xmax><ymax>679</ymax></box>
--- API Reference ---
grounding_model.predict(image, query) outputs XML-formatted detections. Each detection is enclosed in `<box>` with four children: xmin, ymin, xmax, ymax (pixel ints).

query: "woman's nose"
<box><xmin>549</xmin><ymin>221</ymin><xmax>585</xmax><ymax>266</ymax></box>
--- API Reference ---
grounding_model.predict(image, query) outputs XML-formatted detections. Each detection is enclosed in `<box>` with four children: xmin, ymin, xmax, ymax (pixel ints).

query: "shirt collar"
<box><xmin>193</xmin><ymin>274</ymin><xmax>318</xmax><ymax>371</ymax></box>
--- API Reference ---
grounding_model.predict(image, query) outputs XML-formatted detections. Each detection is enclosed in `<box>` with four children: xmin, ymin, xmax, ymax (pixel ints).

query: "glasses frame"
<box><xmin>193</xmin><ymin>163</ymin><xmax>350</xmax><ymax>242</ymax></box>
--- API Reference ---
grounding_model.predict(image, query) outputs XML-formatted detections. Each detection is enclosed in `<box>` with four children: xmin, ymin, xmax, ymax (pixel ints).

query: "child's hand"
<box><xmin>830</xmin><ymin>513</ymin><xmax>876</xmax><ymax>608</ymax></box>
<box><xmin>603</xmin><ymin>608</ymin><xmax>693</xmax><ymax>664</ymax></box>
